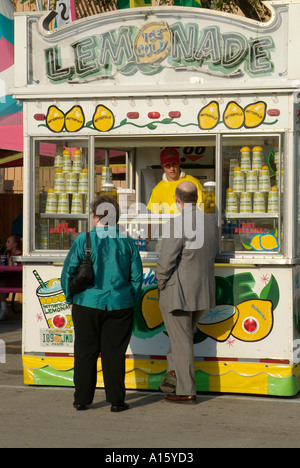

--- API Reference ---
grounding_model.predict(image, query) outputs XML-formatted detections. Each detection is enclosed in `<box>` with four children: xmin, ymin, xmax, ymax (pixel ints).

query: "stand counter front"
<box><xmin>22</xmin><ymin>262</ymin><xmax>300</xmax><ymax>397</ymax></box>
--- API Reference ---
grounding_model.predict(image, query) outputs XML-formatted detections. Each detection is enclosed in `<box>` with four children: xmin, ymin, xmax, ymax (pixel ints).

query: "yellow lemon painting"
<box><xmin>223</xmin><ymin>102</ymin><xmax>244</xmax><ymax>129</ymax></box>
<box><xmin>46</xmin><ymin>105</ymin><xmax>65</xmax><ymax>133</ymax></box>
<box><xmin>232</xmin><ymin>299</ymin><xmax>273</xmax><ymax>342</ymax></box>
<box><xmin>244</xmin><ymin>102</ymin><xmax>267</xmax><ymax>128</ymax></box>
<box><xmin>198</xmin><ymin>101</ymin><xmax>220</xmax><ymax>130</ymax></box>
<box><xmin>65</xmin><ymin>106</ymin><xmax>85</xmax><ymax>133</ymax></box>
<box><xmin>93</xmin><ymin>105</ymin><xmax>115</xmax><ymax>132</ymax></box>
<box><xmin>250</xmin><ymin>233</ymin><xmax>279</xmax><ymax>251</ymax></box>
<box><xmin>141</xmin><ymin>288</ymin><xmax>164</xmax><ymax>330</ymax></box>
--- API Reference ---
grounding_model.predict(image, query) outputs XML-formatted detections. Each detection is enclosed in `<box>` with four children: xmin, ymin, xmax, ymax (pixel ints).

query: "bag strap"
<box><xmin>86</xmin><ymin>232</ymin><xmax>91</xmax><ymax>257</ymax></box>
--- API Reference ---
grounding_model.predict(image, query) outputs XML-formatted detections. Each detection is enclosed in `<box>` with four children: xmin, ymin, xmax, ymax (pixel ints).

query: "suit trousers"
<box><xmin>162</xmin><ymin>308</ymin><xmax>205</xmax><ymax>396</ymax></box>
<box><xmin>72</xmin><ymin>304</ymin><xmax>133</xmax><ymax>406</ymax></box>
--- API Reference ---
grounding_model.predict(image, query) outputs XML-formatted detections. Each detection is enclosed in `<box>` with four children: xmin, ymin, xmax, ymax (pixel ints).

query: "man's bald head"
<box><xmin>175</xmin><ymin>181</ymin><xmax>198</xmax><ymax>204</ymax></box>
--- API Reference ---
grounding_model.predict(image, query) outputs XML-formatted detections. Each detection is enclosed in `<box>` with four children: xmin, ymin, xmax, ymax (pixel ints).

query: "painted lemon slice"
<box><xmin>47</xmin><ymin>278</ymin><xmax>61</xmax><ymax>288</ymax></box>
<box><xmin>197</xmin><ymin>305</ymin><xmax>239</xmax><ymax>342</ymax></box>
<box><xmin>141</xmin><ymin>288</ymin><xmax>164</xmax><ymax>330</ymax></box>
<box><xmin>232</xmin><ymin>299</ymin><xmax>273</xmax><ymax>342</ymax></box>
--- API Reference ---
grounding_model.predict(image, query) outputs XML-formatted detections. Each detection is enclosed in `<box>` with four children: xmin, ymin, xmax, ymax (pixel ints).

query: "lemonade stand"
<box><xmin>13</xmin><ymin>0</ymin><xmax>300</xmax><ymax>396</ymax></box>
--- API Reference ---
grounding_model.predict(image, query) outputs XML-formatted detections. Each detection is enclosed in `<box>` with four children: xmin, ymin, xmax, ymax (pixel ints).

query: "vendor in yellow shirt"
<box><xmin>147</xmin><ymin>148</ymin><xmax>203</xmax><ymax>215</ymax></box>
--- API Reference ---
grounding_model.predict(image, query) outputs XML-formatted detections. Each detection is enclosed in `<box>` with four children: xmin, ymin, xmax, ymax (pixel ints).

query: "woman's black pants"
<box><xmin>72</xmin><ymin>304</ymin><xmax>133</xmax><ymax>406</ymax></box>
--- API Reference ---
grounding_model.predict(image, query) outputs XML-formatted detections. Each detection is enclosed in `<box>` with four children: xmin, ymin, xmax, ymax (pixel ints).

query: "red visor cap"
<box><xmin>160</xmin><ymin>148</ymin><xmax>180</xmax><ymax>167</ymax></box>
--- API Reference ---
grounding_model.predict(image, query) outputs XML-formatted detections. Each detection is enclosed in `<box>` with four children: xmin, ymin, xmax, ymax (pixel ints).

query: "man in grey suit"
<box><xmin>156</xmin><ymin>181</ymin><xmax>218</xmax><ymax>404</ymax></box>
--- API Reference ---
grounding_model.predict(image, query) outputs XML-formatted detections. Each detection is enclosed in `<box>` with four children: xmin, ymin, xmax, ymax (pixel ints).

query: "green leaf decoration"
<box><xmin>260</xmin><ymin>274</ymin><xmax>280</xmax><ymax>310</ymax></box>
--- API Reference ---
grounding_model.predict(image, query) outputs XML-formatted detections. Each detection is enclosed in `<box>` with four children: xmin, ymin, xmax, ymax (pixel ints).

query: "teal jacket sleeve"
<box><xmin>130</xmin><ymin>240</ymin><xmax>143</xmax><ymax>303</ymax></box>
<box><xmin>61</xmin><ymin>235</ymin><xmax>86</xmax><ymax>304</ymax></box>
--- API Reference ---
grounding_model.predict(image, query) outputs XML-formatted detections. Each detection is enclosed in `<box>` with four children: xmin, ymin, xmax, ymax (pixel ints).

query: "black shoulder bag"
<box><xmin>69</xmin><ymin>232</ymin><xmax>94</xmax><ymax>295</ymax></box>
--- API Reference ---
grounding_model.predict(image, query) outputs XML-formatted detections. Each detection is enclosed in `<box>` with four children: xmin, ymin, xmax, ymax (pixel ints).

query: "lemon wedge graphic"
<box><xmin>141</xmin><ymin>288</ymin><xmax>164</xmax><ymax>330</ymax></box>
<box><xmin>197</xmin><ymin>305</ymin><xmax>239</xmax><ymax>342</ymax></box>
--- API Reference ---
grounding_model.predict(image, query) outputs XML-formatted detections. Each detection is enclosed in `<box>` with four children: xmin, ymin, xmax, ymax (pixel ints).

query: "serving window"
<box><xmin>31</xmin><ymin>138</ymin><xmax>130</xmax><ymax>253</ymax></box>
<box><xmin>220</xmin><ymin>135</ymin><xmax>283</xmax><ymax>256</ymax></box>
<box><xmin>33</xmin><ymin>139</ymin><xmax>90</xmax><ymax>251</ymax></box>
<box><xmin>29</xmin><ymin>134</ymin><xmax>285</xmax><ymax>259</ymax></box>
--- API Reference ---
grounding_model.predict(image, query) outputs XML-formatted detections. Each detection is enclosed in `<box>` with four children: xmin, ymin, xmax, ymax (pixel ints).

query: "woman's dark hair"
<box><xmin>90</xmin><ymin>196</ymin><xmax>120</xmax><ymax>226</ymax></box>
<box><xmin>9</xmin><ymin>234</ymin><xmax>22</xmax><ymax>251</ymax></box>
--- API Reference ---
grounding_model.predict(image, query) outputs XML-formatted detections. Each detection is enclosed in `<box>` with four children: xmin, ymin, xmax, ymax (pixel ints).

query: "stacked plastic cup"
<box><xmin>233</xmin><ymin>167</ymin><xmax>245</xmax><ymax>193</ymax></box>
<box><xmin>66</xmin><ymin>172</ymin><xmax>78</xmax><ymax>194</ymax></box>
<box><xmin>73</xmin><ymin>150</ymin><xmax>83</xmax><ymax>174</ymax></box>
<box><xmin>63</xmin><ymin>150</ymin><xmax>72</xmax><ymax>174</ymax></box>
<box><xmin>54</xmin><ymin>168</ymin><xmax>65</xmax><ymax>193</ymax></box>
<box><xmin>71</xmin><ymin>193</ymin><xmax>83</xmax><ymax>214</ymax></box>
<box><xmin>78</xmin><ymin>169</ymin><xmax>89</xmax><ymax>194</ymax></box>
<box><xmin>246</xmin><ymin>170</ymin><xmax>259</xmax><ymax>192</ymax></box>
<box><xmin>45</xmin><ymin>189</ymin><xmax>58</xmax><ymax>214</ymax></box>
<box><xmin>225</xmin><ymin>188</ymin><xmax>238</xmax><ymax>214</ymax></box>
<box><xmin>240</xmin><ymin>147</ymin><xmax>251</xmax><ymax>172</ymax></box>
<box><xmin>240</xmin><ymin>192</ymin><xmax>252</xmax><ymax>213</ymax></box>
<box><xmin>268</xmin><ymin>186</ymin><xmax>279</xmax><ymax>213</ymax></box>
<box><xmin>252</xmin><ymin>146</ymin><xmax>263</xmax><ymax>170</ymax></box>
<box><xmin>57</xmin><ymin>193</ymin><xmax>69</xmax><ymax>214</ymax></box>
<box><xmin>259</xmin><ymin>166</ymin><xmax>271</xmax><ymax>192</ymax></box>
<box><xmin>253</xmin><ymin>192</ymin><xmax>266</xmax><ymax>213</ymax></box>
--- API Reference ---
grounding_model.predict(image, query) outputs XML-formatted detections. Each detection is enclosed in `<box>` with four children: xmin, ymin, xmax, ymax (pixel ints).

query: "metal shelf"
<box><xmin>225</xmin><ymin>213</ymin><xmax>279</xmax><ymax>219</ymax></box>
<box><xmin>41</xmin><ymin>213</ymin><xmax>88</xmax><ymax>220</ymax></box>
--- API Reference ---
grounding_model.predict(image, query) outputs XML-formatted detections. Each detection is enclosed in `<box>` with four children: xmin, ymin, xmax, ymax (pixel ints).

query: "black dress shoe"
<box><xmin>73</xmin><ymin>402</ymin><xmax>89</xmax><ymax>411</ymax></box>
<box><xmin>164</xmin><ymin>394</ymin><xmax>197</xmax><ymax>405</ymax></box>
<box><xmin>111</xmin><ymin>402</ymin><xmax>129</xmax><ymax>413</ymax></box>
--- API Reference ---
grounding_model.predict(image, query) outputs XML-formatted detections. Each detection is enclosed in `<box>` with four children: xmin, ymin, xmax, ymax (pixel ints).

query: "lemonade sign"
<box><xmin>45</xmin><ymin>21</ymin><xmax>275</xmax><ymax>82</ymax></box>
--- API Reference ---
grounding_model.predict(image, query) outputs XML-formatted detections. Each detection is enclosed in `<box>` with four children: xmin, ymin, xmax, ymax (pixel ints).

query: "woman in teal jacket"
<box><xmin>61</xmin><ymin>196</ymin><xmax>143</xmax><ymax>413</ymax></box>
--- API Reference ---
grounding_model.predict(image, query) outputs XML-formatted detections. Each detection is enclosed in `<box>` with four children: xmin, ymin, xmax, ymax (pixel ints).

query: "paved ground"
<box><xmin>1</xmin><ymin>310</ymin><xmax>300</xmax><ymax>449</ymax></box>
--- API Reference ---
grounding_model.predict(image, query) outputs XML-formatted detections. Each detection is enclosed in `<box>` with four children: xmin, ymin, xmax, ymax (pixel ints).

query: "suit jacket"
<box><xmin>156</xmin><ymin>206</ymin><xmax>218</xmax><ymax>314</ymax></box>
